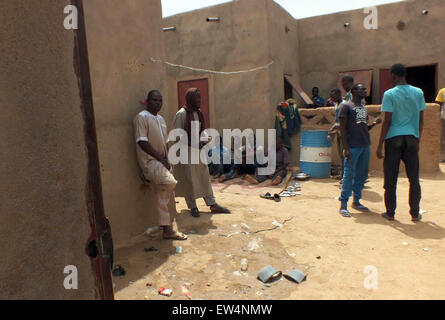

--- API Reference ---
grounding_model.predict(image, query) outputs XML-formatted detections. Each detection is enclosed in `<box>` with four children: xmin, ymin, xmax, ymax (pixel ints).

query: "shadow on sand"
<box><xmin>351</xmin><ymin>210</ymin><xmax>445</xmax><ymax>240</ymax></box>
<box><xmin>112</xmin><ymin>205</ymin><xmax>219</xmax><ymax>293</ymax></box>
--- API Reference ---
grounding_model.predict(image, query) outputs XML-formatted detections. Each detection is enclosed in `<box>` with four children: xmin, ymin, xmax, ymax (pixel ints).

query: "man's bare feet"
<box><xmin>245</xmin><ymin>175</ymin><xmax>259</xmax><ymax>184</ymax></box>
<box><xmin>271</xmin><ymin>176</ymin><xmax>282</xmax><ymax>185</ymax></box>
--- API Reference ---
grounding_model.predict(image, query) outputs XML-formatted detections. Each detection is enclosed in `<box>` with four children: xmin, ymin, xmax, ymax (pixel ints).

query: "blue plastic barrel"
<box><xmin>300</xmin><ymin>130</ymin><xmax>332</xmax><ymax>178</ymax></box>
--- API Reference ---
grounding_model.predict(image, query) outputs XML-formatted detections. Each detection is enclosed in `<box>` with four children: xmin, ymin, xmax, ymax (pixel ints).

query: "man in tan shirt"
<box><xmin>134</xmin><ymin>90</ymin><xmax>187</xmax><ymax>240</ymax></box>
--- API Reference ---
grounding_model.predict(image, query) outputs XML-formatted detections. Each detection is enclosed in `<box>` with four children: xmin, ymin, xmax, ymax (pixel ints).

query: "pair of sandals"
<box><xmin>190</xmin><ymin>204</ymin><xmax>231</xmax><ymax>218</ymax></box>
<box><xmin>260</xmin><ymin>192</ymin><xmax>281</xmax><ymax>202</ymax></box>
<box><xmin>280</xmin><ymin>186</ymin><xmax>301</xmax><ymax>197</ymax></box>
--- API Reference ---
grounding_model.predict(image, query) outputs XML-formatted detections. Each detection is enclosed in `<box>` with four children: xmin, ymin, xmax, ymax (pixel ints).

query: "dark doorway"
<box><xmin>406</xmin><ymin>65</ymin><xmax>437</xmax><ymax>103</ymax></box>
<box><xmin>380</xmin><ymin>64</ymin><xmax>437</xmax><ymax>103</ymax></box>
<box><xmin>178</xmin><ymin>78</ymin><xmax>210</xmax><ymax>128</ymax></box>
<box><xmin>284</xmin><ymin>77</ymin><xmax>293</xmax><ymax>100</ymax></box>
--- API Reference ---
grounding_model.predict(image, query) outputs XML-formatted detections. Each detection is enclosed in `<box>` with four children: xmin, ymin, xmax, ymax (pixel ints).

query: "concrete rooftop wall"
<box><xmin>163</xmin><ymin>0</ymin><xmax>276</xmax><ymax>133</ymax></box>
<box><xmin>83</xmin><ymin>0</ymin><xmax>167</xmax><ymax>248</ymax></box>
<box><xmin>298</xmin><ymin>0</ymin><xmax>445</xmax><ymax>104</ymax></box>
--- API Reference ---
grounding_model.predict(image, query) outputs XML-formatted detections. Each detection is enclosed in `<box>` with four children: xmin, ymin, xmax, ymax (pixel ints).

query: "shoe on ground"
<box><xmin>190</xmin><ymin>208</ymin><xmax>200</xmax><ymax>218</ymax></box>
<box><xmin>381</xmin><ymin>213</ymin><xmax>395</xmax><ymax>221</ymax></box>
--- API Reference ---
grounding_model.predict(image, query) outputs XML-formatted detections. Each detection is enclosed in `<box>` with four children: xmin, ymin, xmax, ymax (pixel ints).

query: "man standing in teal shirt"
<box><xmin>377</xmin><ymin>64</ymin><xmax>426</xmax><ymax>222</ymax></box>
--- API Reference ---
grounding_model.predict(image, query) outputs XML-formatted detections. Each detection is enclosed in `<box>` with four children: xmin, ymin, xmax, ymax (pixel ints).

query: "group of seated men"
<box><xmin>207</xmin><ymin>136</ymin><xmax>290</xmax><ymax>186</ymax></box>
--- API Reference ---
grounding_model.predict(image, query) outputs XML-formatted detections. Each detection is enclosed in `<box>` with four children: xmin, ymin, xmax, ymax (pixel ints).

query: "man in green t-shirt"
<box><xmin>377</xmin><ymin>64</ymin><xmax>426</xmax><ymax>222</ymax></box>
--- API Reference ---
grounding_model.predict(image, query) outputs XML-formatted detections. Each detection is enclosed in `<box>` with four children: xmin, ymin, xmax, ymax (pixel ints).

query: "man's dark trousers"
<box><xmin>384</xmin><ymin>135</ymin><xmax>421</xmax><ymax>217</ymax></box>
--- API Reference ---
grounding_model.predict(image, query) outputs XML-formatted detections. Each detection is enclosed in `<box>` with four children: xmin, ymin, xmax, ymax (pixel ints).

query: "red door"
<box><xmin>178</xmin><ymin>79</ymin><xmax>210</xmax><ymax>128</ymax></box>
<box><xmin>379</xmin><ymin>69</ymin><xmax>393</xmax><ymax>103</ymax></box>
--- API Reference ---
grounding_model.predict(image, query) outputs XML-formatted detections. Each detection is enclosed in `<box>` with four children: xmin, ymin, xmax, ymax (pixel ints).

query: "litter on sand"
<box><xmin>252</xmin><ymin>217</ymin><xmax>295</xmax><ymax>234</ymax></box>
<box><xmin>144</xmin><ymin>247</ymin><xmax>158</xmax><ymax>252</ymax></box>
<box><xmin>241</xmin><ymin>258</ymin><xmax>248</xmax><ymax>271</ymax></box>
<box><xmin>248</xmin><ymin>239</ymin><xmax>262</xmax><ymax>251</ymax></box>
<box><xmin>257</xmin><ymin>266</ymin><xmax>282</xmax><ymax>283</ymax></box>
<box><xmin>240</xmin><ymin>223</ymin><xmax>251</xmax><ymax>230</ymax></box>
<box><xmin>112</xmin><ymin>265</ymin><xmax>126</xmax><ymax>277</ymax></box>
<box><xmin>181</xmin><ymin>286</ymin><xmax>192</xmax><ymax>300</ymax></box>
<box><xmin>158</xmin><ymin>288</ymin><xmax>173</xmax><ymax>297</ymax></box>
<box><xmin>272</xmin><ymin>220</ymin><xmax>284</xmax><ymax>228</ymax></box>
<box><xmin>284</xmin><ymin>269</ymin><xmax>307</xmax><ymax>284</ymax></box>
<box><xmin>144</xmin><ymin>227</ymin><xmax>159</xmax><ymax>236</ymax></box>
<box><xmin>176</xmin><ymin>246</ymin><xmax>183</xmax><ymax>254</ymax></box>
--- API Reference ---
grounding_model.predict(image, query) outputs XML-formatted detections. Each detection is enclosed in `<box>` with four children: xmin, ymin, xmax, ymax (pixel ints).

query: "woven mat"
<box><xmin>211</xmin><ymin>172</ymin><xmax>292</xmax><ymax>195</ymax></box>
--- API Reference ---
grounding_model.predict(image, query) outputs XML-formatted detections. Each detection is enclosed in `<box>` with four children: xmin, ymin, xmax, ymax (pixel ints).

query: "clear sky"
<box><xmin>161</xmin><ymin>0</ymin><xmax>405</xmax><ymax>19</ymax></box>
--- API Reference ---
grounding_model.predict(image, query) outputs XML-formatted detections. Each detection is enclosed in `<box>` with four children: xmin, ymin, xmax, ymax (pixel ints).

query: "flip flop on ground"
<box><xmin>273</xmin><ymin>194</ymin><xmax>281</xmax><ymax>202</ymax></box>
<box><xmin>260</xmin><ymin>192</ymin><xmax>274</xmax><ymax>200</ymax></box>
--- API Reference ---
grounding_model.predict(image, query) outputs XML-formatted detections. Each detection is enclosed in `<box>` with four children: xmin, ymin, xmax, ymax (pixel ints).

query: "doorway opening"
<box><xmin>406</xmin><ymin>65</ymin><xmax>437</xmax><ymax>103</ymax></box>
<box><xmin>380</xmin><ymin>64</ymin><xmax>437</xmax><ymax>103</ymax></box>
<box><xmin>284</xmin><ymin>77</ymin><xmax>294</xmax><ymax>100</ymax></box>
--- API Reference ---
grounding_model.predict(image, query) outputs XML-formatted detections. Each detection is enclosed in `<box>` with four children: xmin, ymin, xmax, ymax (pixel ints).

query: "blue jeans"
<box><xmin>339</xmin><ymin>146</ymin><xmax>370</xmax><ymax>207</ymax></box>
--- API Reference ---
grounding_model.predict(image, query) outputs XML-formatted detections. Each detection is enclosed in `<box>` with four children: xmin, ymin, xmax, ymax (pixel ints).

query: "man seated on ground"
<box><xmin>219</xmin><ymin>134</ymin><xmax>262</xmax><ymax>182</ymax></box>
<box><xmin>208</xmin><ymin>136</ymin><xmax>233</xmax><ymax>178</ymax></box>
<box><xmin>245</xmin><ymin>137</ymin><xmax>290</xmax><ymax>185</ymax></box>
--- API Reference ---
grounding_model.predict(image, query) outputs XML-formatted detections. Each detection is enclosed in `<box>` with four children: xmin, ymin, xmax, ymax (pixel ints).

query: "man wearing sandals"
<box><xmin>134</xmin><ymin>90</ymin><xmax>187</xmax><ymax>241</ymax></box>
<box><xmin>338</xmin><ymin>84</ymin><xmax>382</xmax><ymax>217</ymax></box>
<box><xmin>377</xmin><ymin>64</ymin><xmax>426</xmax><ymax>222</ymax></box>
<box><xmin>173</xmin><ymin>88</ymin><xmax>230</xmax><ymax>218</ymax></box>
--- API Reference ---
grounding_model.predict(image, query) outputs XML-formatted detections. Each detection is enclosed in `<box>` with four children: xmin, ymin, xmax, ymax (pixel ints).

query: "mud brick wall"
<box><xmin>293</xmin><ymin>104</ymin><xmax>441</xmax><ymax>174</ymax></box>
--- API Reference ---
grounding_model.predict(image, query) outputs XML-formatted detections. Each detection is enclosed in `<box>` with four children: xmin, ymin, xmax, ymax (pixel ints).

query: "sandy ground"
<box><xmin>114</xmin><ymin>164</ymin><xmax>445</xmax><ymax>300</ymax></box>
